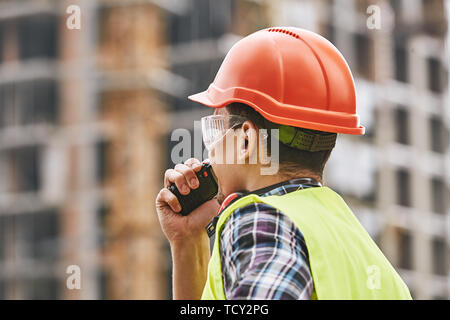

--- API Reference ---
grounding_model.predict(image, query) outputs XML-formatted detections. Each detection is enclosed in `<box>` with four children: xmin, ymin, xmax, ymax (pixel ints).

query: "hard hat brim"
<box><xmin>188</xmin><ymin>91</ymin><xmax>226</xmax><ymax>109</ymax></box>
<box><xmin>188</xmin><ymin>87</ymin><xmax>365</xmax><ymax>135</ymax></box>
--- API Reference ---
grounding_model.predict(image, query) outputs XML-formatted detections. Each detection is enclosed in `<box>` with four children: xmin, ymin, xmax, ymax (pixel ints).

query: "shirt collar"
<box><xmin>217</xmin><ymin>177</ymin><xmax>322</xmax><ymax>215</ymax></box>
<box><xmin>206</xmin><ymin>177</ymin><xmax>322</xmax><ymax>238</ymax></box>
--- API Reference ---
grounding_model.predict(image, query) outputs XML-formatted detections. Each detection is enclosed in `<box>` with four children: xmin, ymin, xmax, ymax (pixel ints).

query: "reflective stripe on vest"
<box><xmin>201</xmin><ymin>186</ymin><xmax>412</xmax><ymax>300</ymax></box>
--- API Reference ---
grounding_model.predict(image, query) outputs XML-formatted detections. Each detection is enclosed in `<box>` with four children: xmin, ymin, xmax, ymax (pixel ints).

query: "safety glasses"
<box><xmin>201</xmin><ymin>114</ymin><xmax>247</xmax><ymax>151</ymax></box>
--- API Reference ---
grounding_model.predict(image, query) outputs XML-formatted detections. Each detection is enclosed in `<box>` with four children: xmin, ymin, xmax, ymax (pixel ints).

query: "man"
<box><xmin>156</xmin><ymin>27</ymin><xmax>412</xmax><ymax>300</ymax></box>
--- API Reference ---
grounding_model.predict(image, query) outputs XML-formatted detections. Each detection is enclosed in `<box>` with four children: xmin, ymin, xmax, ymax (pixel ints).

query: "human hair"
<box><xmin>225</xmin><ymin>102</ymin><xmax>336</xmax><ymax>180</ymax></box>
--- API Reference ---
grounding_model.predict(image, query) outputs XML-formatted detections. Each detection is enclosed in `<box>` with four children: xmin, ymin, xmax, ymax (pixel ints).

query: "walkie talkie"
<box><xmin>168</xmin><ymin>160</ymin><xmax>218</xmax><ymax>216</ymax></box>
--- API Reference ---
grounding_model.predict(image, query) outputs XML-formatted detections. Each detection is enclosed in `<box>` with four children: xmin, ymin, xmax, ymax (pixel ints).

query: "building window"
<box><xmin>396</xmin><ymin>169</ymin><xmax>411</xmax><ymax>207</ymax></box>
<box><xmin>398</xmin><ymin>229</ymin><xmax>413</xmax><ymax>269</ymax></box>
<box><xmin>98</xmin><ymin>267</ymin><xmax>109</xmax><ymax>299</ymax></box>
<box><xmin>23</xmin><ymin>277</ymin><xmax>60</xmax><ymax>299</ymax></box>
<box><xmin>389</xmin><ymin>0</ymin><xmax>401</xmax><ymax>11</ymax></box>
<box><xmin>0</xmin><ymin>210</ymin><xmax>60</xmax><ymax>299</ymax></box>
<box><xmin>96</xmin><ymin>139</ymin><xmax>109</xmax><ymax>184</ymax></box>
<box><xmin>30</xmin><ymin>79</ymin><xmax>59</xmax><ymax>124</ymax></box>
<box><xmin>97</xmin><ymin>202</ymin><xmax>109</xmax><ymax>248</ymax></box>
<box><xmin>0</xmin><ymin>280</ymin><xmax>4</xmax><ymax>299</ymax></box>
<box><xmin>432</xmin><ymin>237</ymin><xmax>447</xmax><ymax>276</ymax></box>
<box><xmin>322</xmin><ymin>23</ymin><xmax>335</xmax><ymax>45</ymax></box>
<box><xmin>0</xmin><ymin>21</ymin><xmax>3</xmax><ymax>64</ymax></box>
<box><xmin>168</xmin><ymin>0</ymin><xmax>232</xmax><ymax>45</ymax></box>
<box><xmin>18</xmin><ymin>14</ymin><xmax>59</xmax><ymax>60</ymax></box>
<box><xmin>394</xmin><ymin>107</ymin><xmax>409</xmax><ymax>145</ymax></box>
<box><xmin>0</xmin><ymin>84</ymin><xmax>16</xmax><ymax>128</ymax></box>
<box><xmin>429</xmin><ymin>116</ymin><xmax>446</xmax><ymax>154</ymax></box>
<box><xmin>427</xmin><ymin>57</ymin><xmax>442</xmax><ymax>93</ymax></box>
<box><xmin>353</xmin><ymin>33</ymin><xmax>372</xmax><ymax>79</ymax></box>
<box><xmin>171</xmin><ymin>58</ymin><xmax>223</xmax><ymax>110</ymax></box>
<box><xmin>0</xmin><ymin>216</ymin><xmax>4</xmax><ymax>262</ymax></box>
<box><xmin>8</xmin><ymin>146</ymin><xmax>41</xmax><ymax>192</ymax></box>
<box><xmin>422</xmin><ymin>0</ymin><xmax>448</xmax><ymax>36</ymax></box>
<box><xmin>0</xmin><ymin>86</ymin><xmax>3</xmax><ymax>127</ymax></box>
<box><xmin>394</xmin><ymin>41</ymin><xmax>408</xmax><ymax>83</ymax></box>
<box><xmin>0</xmin><ymin>80</ymin><xmax>58</xmax><ymax>128</ymax></box>
<box><xmin>0</xmin><ymin>209</ymin><xmax>59</xmax><ymax>262</ymax></box>
<box><xmin>431</xmin><ymin>177</ymin><xmax>447</xmax><ymax>214</ymax></box>
<box><xmin>20</xmin><ymin>79</ymin><xmax>59</xmax><ymax>125</ymax></box>
<box><xmin>0</xmin><ymin>210</ymin><xmax>61</xmax><ymax>299</ymax></box>
<box><xmin>20</xmin><ymin>210</ymin><xmax>60</xmax><ymax>260</ymax></box>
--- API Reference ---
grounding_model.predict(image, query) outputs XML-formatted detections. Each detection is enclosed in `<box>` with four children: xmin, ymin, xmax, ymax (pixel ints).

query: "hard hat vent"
<box><xmin>267</xmin><ymin>28</ymin><xmax>300</xmax><ymax>40</ymax></box>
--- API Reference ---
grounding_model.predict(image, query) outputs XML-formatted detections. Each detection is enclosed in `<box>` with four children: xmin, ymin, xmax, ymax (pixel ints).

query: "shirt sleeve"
<box><xmin>219</xmin><ymin>202</ymin><xmax>314</xmax><ymax>300</ymax></box>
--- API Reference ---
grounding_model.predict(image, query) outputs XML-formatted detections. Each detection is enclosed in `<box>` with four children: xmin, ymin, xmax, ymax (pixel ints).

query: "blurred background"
<box><xmin>0</xmin><ymin>0</ymin><xmax>449</xmax><ymax>300</ymax></box>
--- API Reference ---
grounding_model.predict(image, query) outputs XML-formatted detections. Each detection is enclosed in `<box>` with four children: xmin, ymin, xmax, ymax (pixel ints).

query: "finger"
<box><xmin>174</xmin><ymin>163</ymin><xmax>199</xmax><ymax>190</ymax></box>
<box><xmin>184</xmin><ymin>158</ymin><xmax>202</xmax><ymax>171</ymax></box>
<box><xmin>157</xmin><ymin>188</ymin><xmax>182</xmax><ymax>213</ymax></box>
<box><xmin>164</xmin><ymin>168</ymin><xmax>190</xmax><ymax>195</ymax></box>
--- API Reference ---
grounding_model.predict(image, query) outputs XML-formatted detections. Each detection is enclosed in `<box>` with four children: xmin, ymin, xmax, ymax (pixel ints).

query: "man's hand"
<box><xmin>155</xmin><ymin>158</ymin><xmax>220</xmax><ymax>299</ymax></box>
<box><xmin>156</xmin><ymin>158</ymin><xmax>220</xmax><ymax>244</ymax></box>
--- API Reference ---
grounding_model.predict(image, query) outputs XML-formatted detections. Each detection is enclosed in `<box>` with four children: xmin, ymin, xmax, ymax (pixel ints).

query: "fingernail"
<box><xmin>191</xmin><ymin>179</ymin><xmax>198</xmax><ymax>188</ymax></box>
<box><xmin>182</xmin><ymin>185</ymin><xmax>189</xmax><ymax>193</ymax></box>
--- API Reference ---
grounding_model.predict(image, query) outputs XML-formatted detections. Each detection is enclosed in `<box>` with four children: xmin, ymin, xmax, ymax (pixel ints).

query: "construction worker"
<box><xmin>156</xmin><ymin>27</ymin><xmax>412</xmax><ymax>300</ymax></box>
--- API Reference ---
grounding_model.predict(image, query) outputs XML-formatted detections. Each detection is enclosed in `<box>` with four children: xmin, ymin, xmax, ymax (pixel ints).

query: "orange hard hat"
<box><xmin>189</xmin><ymin>27</ymin><xmax>365</xmax><ymax>135</ymax></box>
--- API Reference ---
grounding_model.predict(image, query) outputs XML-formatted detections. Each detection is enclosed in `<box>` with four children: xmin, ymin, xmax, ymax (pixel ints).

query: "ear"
<box><xmin>237</xmin><ymin>121</ymin><xmax>258</xmax><ymax>163</ymax></box>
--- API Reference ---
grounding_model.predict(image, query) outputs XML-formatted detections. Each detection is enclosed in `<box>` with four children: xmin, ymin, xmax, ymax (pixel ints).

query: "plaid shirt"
<box><xmin>218</xmin><ymin>179</ymin><xmax>319</xmax><ymax>300</ymax></box>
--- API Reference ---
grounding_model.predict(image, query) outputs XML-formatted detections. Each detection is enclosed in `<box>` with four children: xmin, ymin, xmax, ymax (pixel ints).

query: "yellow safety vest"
<box><xmin>201</xmin><ymin>186</ymin><xmax>412</xmax><ymax>300</ymax></box>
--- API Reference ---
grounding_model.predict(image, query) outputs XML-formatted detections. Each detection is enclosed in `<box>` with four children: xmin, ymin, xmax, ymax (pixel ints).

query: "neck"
<box><xmin>242</xmin><ymin>166</ymin><xmax>322</xmax><ymax>193</ymax></box>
